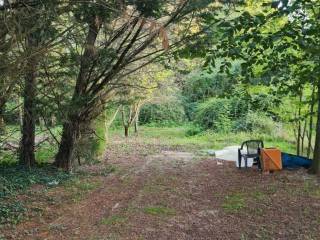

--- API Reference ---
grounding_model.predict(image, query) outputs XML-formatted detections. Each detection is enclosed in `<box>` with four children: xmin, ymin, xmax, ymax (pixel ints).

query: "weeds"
<box><xmin>0</xmin><ymin>164</ymin><xmax>71</xmax><ymax>225</ymax></box>
<box><xmin>100</xmin><ymin>215</ymin><xmax>127</xmax><ymax>226</ymax></box>
<box><xmin>63</xmin><ymin>177</ymin><xmax>102</xmax><ymax>202</ymax></box>
<box><xmin>143</xmin><ymin>205</ymin><xmax>176</xmax><ymax>216</ymax></box>
<box><xmin>222</xmin><ymin>193</ymin><xmax>246</xmax><ymax>212</ymax></box>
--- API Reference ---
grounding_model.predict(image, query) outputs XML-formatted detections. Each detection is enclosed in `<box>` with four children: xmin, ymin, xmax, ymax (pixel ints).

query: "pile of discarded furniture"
<box><xmin>238</xmin><ymin>140</ymin><xmax>312</xmax><ymax>173</ymax></box>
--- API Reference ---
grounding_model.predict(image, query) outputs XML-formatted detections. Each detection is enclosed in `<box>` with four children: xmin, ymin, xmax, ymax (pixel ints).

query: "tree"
<box><xmin>53</xmin><ymin>0</ymin><xmax>212</xmax><ymax>171</ymax></box>
<box><xmin>18</xmin><ymin>1</ymin><xmax>61</xmax><ymax>167</ymax></box>
<box><xmin>205</xmin><ymin>0</ymin><xmax>320</xmax><ymax>173</ymax></box>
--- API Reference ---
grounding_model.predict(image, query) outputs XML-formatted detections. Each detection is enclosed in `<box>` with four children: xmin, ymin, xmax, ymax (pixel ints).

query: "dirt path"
<box><xmin>2</xmin><ymin>136</ymin><xmax>320</xmax><ymax>240</ymax></box>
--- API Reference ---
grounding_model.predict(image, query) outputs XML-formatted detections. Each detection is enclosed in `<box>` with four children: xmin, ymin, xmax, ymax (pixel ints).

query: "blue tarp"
<box><xmin>281</xmin><ymin>152</ymin><xmax>312</xmax><ymax>169</ymax></box>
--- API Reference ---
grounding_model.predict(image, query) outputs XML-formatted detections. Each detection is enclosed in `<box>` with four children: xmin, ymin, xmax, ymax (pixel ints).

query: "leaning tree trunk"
<box><xmin>53</xmin><ymin>16</ymin><xmax>101</xmax><ymax>171</ymax></box>
<box><xmin>310</xmin><ymin>81</ymin><xmax>320</xmax><ymax>175</ymax></box>
<box><xmin>19</xmin><ymin>34</ymin><xmax>38</xmax><ymax>167</ymax></box>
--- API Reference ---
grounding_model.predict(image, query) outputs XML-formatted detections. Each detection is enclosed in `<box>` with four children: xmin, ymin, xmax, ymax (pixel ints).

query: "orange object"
<box><xmin>260</xmin><ymin>148</ymin><xmax>282</xmax><ymax>172</ymax></box>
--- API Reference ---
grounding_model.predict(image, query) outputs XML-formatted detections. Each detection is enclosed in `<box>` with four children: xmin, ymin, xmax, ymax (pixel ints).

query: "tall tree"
<box><xmin>18</xmin><ymin>0</ymin><xmax>62</xmax><ymax>166</ymax></box>
<box><xmin>54</xmin><ymin>0</ymin><xmax>211</xmax><ymax>171</ymax></box>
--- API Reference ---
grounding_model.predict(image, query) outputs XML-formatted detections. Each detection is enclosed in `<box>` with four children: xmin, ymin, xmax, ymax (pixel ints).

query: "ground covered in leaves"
<box><xmin>1</xmin><ymin>129</ymin><xmax>320</xmax><ymax>240</ymax></box>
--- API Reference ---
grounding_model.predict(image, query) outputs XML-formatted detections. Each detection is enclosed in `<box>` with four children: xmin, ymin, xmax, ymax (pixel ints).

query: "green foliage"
<box><xmin>0</xmin><ymin>164</ymin><xmax>72</xmax><ymax>224</ymax></box>
<box><xmin>35</xmin><ymin>144</ymin><xmax>58</xmax><ymax>164</ymax></box>
<box><xmin>127</xmin><ymin>0</ymin><xmax>165</xmax><ymax>17</ymax></box>
<box><xmin>111</xmin><ymin>125</ymin><xmax>296</xmax><ymax>155</ymax></box>
<box><xmin>195</xmin><ymin>98</ymin><xmax>233</xmax><ymax>132</ymax></box>
<box><xmin>185</xmin><ymin>125</ymin><xmax>203</xmax><ymax>136</ymax></box>
<box><xmin>181</xmin><ymin>61</ymin><xmax>242</xmax><ymax>120</ymax></box>
<box><xmin>0</xmin><ymin>201</ymin><xmax>26</xmax><ymax>225</ymax></box>
<box><xmin>0</xmin><ymin>165</ymin><xmax>71</xmax><ymax>199</ymax></box>
<box><xmin>234</xmin><ymin>111</ymin><xmax>279</xmax><ymax>136</ymax></box>
<box><xmin>182</xmin><ymin>69</ymin><xmax>235</xmax><ymax>103</ymax></box>
<box><xmin>139</xmin><ymin>102</ymin><xmax>186</xmax><ymax>126</ymax></box>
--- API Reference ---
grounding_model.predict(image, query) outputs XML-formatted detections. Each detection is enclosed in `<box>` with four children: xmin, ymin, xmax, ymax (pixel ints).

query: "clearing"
<box><xmin>1</xmin><ymin>127</ymin><xmax>320</xmax><ymax>240</ymax></box>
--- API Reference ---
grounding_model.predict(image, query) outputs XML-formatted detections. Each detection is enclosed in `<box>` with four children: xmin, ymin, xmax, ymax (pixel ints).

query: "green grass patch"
<box><xmin>100</xmin><ymin>215</ymin><xmax>127</xmax><ymax>226</ymax></box>
<box><xmin>143</xmin><ymin>205</ymin><xmax>176</xmax><ymax>216</ymax></box>
<box><xmin>63</xmin><ymin>177</ymin><xmax>102</xmax><ymax>202</ymax></box>
<box><xmin>222</xmin><ymin>193</ymin><xmax>246</xmax><ymax>212</ymax></box>
<box><xmin>250</xmin><ymin>191</ymin><xmax>267</xmax><ymax>201</ymax></box>
<box><xmin>110</xmin><ymin>125</ymin><xmax>296</xmax><ymax>154</ymax></box>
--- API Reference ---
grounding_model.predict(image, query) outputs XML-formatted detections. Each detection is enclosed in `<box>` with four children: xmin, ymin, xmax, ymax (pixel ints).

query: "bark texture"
<box><xmin>19</xmin><ymin>33</ymin><xmax>38</xmax><ymax>167</ymax></box>
<box><xmin>54</xmin><ymin>16</ymin><xmax>101</xmax><ymax>171</ymax></box>
<box><xmin>310</xmin><ymin>84</ymin><xmax>320</xmax><ymax>175</ymax></box>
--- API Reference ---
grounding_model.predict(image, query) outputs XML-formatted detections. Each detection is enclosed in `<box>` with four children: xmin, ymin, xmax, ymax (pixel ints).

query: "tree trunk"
<box><xmin>53</xmin><ymin>16</ymin><xmax>101</xmax><ymax>171</ymax></box>
<box><xmin>19</xmin><ymin>33</ymin><xmax>38</xmax><ymax>167</ymax></box>
<box><xmin>0</xmin><ymin>102</ymin><xmax>5</xmax><ymax>134</ymax></box>
<box><xmin>124</xmin><ymin>126</ymin><xmax>129</xmax><ymax>137</ymax></box>
<box><xmin>54</xmin><ymin>121</ymin><xmax>79</xmax><ymax>171</ymax></box>
<box><xmin>296</xmin><ymin>91</ymin><xmax>303</xmax><ymax>156</ymax></box>
<box><xmin>307</xmin><ymin>82</ymin><xmax>316</xmax><ymax>158</ymax></box>
<box><xmin>18</xmin><ymin>95</ymin><xmax>23</xmax><ymax>128</ymax></box>
<box><xmin>310</xmin><ymin>82</ymin><xmax>320</xmax><ymax>175</ymax></box>
<box><xmin>301</xmin><ymin>119</ymin><xmax>307</xmax><ymax>155</ymax></box>
<box><xmin>134</xmin><ymin>106</ymin><xmax>140</xmax><ymax>134</ymax></box>
<box><xmin>134</xmin><ymin>118</ymin><xmax>138</xmax><ymax>133</ymax></box>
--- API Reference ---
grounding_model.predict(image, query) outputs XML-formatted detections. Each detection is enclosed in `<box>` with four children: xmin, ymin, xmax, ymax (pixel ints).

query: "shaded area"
<box><xmin>1</xmin><ymin>130</ymin><xmax>319</xmax><ymax>240</ymax></box>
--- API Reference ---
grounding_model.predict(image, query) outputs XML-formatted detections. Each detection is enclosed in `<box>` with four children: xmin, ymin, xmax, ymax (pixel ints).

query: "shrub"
<box><xmin>185</xmin><ymin>125</ymin><xmax>203</xmax><ymax>136</ymax></box>
<box><xmin>195</xmin><ymin>98</ymin><xmax>232</xmax><ymax>132</ymax></box>
<box><xmin>139</xmin><ymin>102</ymin><xmax>186</xmax><ymax>126</ymax></box>
<box><xmin>233</xmin><ymin>111</ymin><xmax>279</xmax><ymax>135</ymax></box>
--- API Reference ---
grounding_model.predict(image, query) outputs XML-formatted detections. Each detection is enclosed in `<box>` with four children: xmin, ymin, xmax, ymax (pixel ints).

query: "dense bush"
<box><xmin>185</xmin><ymin>124</ymin><xmax>203</xmax><ymax>136</ymax></box>
<box><xmin>193</xmin><ymin>96</ymin><xmax>280</xmax><ymax>134</ymax></box>
<box><xmin>139</xmin><ymin>102</ymin><xmax>186</xmax><ymax>126</ymax></box>
<box><xmin>233</xmin><ymin>111</ymin><xmax>279</xmax><ymax>135</ymax></box>
<box><xmin>195</xmin><ymin>98</ymin><xmax>233</xmax><ymax>132</ymax></box>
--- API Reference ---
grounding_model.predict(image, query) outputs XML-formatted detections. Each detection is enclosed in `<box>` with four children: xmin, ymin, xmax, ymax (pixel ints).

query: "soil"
<box><xmin>1</xmin><ymin>135</ymin><xmax>320</xmax><ymax>240</ymax></box>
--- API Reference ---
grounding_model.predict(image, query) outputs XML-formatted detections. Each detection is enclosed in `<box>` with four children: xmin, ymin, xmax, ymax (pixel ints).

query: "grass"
<box><xmin>222</xmin><ymin>193</ymin><xmax>246</xmax><ymax>213</ymax></box>
<box><xmin>143</xmin><ymin>205</ymin><xmax>176</xmax><ymax>216</ymax></box>
<box><xmin>63</xmin><ymin>177</ymin><xmax>102</xmax><ymax>202</ymax></box>
<box><xmin>251</xmin><ymin>191</ymin><xmax>267</xmax><ymax>201</ymax></box>
<box><xmin>221</xmin><ymin>190</ymin><xmax>270</xmax><ymax>215</ymax></box>
<box><xmin>100</xmin><ymin>215</ymin><xmax>128</xmax><ymax>226</ymax></box>
<box><xmin>110</xmin><ymin>125</ymin><xmax>297</xmax><ymax>154</ymax></box>
<box><xmin>0</xmin><ymin>123</ymin><xmax>299</xmax><ymax>226</ymax></box>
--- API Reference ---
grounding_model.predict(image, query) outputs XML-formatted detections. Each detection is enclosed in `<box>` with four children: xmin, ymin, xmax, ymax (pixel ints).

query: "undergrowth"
<box><xmin>0</xmin><ymin>164</ymin><xmax>72</xmax><ymax>225</ymax></box>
